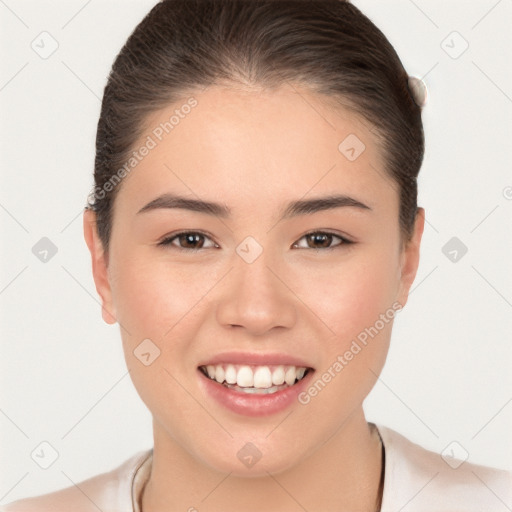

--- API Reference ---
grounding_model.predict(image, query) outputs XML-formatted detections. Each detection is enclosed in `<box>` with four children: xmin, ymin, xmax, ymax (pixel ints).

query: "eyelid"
<box><xmin>157</xmin><ymin>230</ymin><xmax>219</xmax><ymax>249</ymax></box>
<box><xmin>292</xmin><ymin>230</ymin><xmax>354</xmax><ymax>249</ymax></box>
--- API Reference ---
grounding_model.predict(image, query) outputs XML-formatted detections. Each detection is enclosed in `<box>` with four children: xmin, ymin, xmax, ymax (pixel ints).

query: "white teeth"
<box><xmin>206</xmin><ymin>365</ymin><xmax>215</xmax><ymax>379</ymax></box>
<box><xmin>253</xmin><ymin>367</ymin><xmax>272</xmax><ymax>388</ymax></box>
<box><xmin>202</xmin><ymin>363</ymin><xmax>309</xmax><ymax>390</ymax></box>
<box><xmin>284</xmin><ymin>366</ymin><xmax>297</xmax><ymax>386</ymax></box>
<box><xmin>236</xmin><ymin>365</ymin><xmax>254</xmax><ymax>387</ymax></box>
<box><xmin>271</xmin><ymin>365</ymin><xmax>285</xmax><ymax>386</ymax></box>
<box><xmin>224</xmin><ymin>364</ymin><xmax>237</xmax><ymax>384</ymax></box>
<box><xmin>215</xmin><ymin>366</ymin><xmax>225</xmax><ymax>384</ymax></box>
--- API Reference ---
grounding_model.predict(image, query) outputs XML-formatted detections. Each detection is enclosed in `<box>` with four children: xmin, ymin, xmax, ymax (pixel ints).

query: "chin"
<box><xmin>193</xmin><ymin>439</ymin><xmax>307</xmax><ymax>478</ymax></box>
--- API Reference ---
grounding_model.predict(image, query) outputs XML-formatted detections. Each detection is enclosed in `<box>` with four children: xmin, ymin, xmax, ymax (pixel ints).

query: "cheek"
<box><xmin>109</xmin><ymin>257</ymin><xmax>207</xmax><ymax>418</ymax></box>
<box><xmin>297</xmin><ymin>252</ymin><xmax>399</xmax><ymax>412</ymax></box>
<box><xmin>109</xmin><ymin>253</ymin><xmax>208</xmax><ymax>337</ymax></box>
<box><xmin>298</xmin><ymin>247</ymin><xmax>401</xmax><ymax>345</ymax></box>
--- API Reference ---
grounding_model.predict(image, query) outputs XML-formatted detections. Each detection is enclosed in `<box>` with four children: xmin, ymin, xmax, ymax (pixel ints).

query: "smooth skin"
<box><xmin>84</xmin><ymin>83</ymin><xmax>424</xmax><ymax>512</ymax></box>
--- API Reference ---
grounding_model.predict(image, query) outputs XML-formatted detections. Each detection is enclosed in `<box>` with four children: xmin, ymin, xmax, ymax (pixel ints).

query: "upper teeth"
<box><xmin>202</xmin><ymin>364</ymin><xmax>308</xmax><ymax>388</ymax></box>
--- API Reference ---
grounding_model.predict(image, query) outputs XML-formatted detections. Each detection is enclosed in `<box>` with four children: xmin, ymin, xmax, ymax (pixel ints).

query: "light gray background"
<box><xmin>1</xmin><ymin>0</ymin><xmax>511</xmax><ymax>504</ymax></box>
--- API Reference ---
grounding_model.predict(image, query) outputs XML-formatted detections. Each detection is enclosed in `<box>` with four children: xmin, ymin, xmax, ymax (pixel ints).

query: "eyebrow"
<box><xmin>136</xmin><ymin>193</ymin><xmax>372</xmax><ymax>220</ymax></box>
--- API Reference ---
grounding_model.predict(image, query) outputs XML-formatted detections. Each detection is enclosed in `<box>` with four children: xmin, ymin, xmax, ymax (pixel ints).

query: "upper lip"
<box><xmin>198</xmin><ymin>351</ymin><xmax>314</xmax><ymax>369</ymax></box>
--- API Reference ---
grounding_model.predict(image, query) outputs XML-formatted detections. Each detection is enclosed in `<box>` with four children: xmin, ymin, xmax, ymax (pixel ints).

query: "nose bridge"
<box><xmin>215</xmin><ymin>241</ymin><xmax>296</xmax><ymax>334</ymax></box>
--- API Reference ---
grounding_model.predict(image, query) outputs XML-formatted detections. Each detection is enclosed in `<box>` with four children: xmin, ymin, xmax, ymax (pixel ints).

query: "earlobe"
<box><xmin>396</xmin><ymin>207</ymin><xmax>425</xmax><ymax>308</ymax></box>
<box><xmin>83</xmin><ymin>209</ymin><xmax>117</xmax><ymax>325</ymax></box>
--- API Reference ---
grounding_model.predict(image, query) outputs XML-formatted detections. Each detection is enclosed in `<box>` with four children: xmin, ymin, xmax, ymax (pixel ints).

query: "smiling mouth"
<box><xmin>198</xmin><ymin>363</ymin><xmax>313</xmax><ymax>394</ymax></box>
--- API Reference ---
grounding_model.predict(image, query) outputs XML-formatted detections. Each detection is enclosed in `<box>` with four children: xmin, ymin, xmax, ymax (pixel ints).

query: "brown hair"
<box><xmin>88</xmin><ymin>0</ymin><xmax>424</xmax><ymax>253</ymax></box>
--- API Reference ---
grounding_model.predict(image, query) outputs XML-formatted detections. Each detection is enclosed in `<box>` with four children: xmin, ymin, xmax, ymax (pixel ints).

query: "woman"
<box><xmin>4</xmin><ymin>0</ymin><xmax>511</xmax><ymax>511</ymax></box>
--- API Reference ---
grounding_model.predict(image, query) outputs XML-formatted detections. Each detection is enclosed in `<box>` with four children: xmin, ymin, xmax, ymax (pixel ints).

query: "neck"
<box><xmin>141</xmin><ymin>409</ymin><xmax>383</xmax><ymax>512</ymax></box>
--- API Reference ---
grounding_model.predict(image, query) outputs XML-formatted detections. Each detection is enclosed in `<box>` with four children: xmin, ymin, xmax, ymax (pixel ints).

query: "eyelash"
<box><xmin>157</xmin><ymin>230</ymin><xmax>354</xmax><ymax>251</ymax></box>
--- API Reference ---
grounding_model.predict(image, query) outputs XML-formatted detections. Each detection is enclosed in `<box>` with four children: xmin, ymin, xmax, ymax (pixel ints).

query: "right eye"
<box><xmin>157</xmin><ymin>231</ymin><xmax>219</xmax><ymax>251</ymax></box>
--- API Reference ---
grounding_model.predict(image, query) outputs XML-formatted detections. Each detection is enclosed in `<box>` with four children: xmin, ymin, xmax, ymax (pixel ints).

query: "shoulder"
<box><xmin>1</xmin><ymin>449</ymin><xmax>152</xmax><ymax>512</ymax></box>
<box><xmin>377</xmin><ymin>423</ymin><xmax>512</xmax><ymax>512</ymax></box>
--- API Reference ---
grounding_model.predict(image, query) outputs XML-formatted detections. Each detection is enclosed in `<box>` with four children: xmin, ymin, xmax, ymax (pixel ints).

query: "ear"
<box><xmin>396</xmin><ymin>207</ymin><xmax>425</xmax><ymax>308</ymax></box>
<box><xmin>83</xmin><ymin>208</ymin><xmax>117</xmax><ymax>325</ymax></box>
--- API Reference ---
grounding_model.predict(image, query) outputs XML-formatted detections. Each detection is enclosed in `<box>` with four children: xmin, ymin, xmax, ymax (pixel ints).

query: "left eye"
<box><xmin>292</xmin><ymin>231</ymin><xmax>353</xmax><ymax>250</ymax></box>
<box><xmin>158</xmin><ymin>231</ymin><xmax>352</xmax><ymax>251</ymax></box>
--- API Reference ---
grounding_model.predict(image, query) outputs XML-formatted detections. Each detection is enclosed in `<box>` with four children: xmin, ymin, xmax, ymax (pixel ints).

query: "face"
<box><xmin>84</xmin><ymin>83</ymin><xmax>424</xmax><ymax>476</ymax></box>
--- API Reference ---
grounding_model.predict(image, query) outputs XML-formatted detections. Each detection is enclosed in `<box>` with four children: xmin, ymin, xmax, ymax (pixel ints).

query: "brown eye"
<box><xmin>293</xmin><ymin>231</ymin><xmax>353</xmax><ymax>250</ymax></box>
<box><xmin>158</xmin><ymin>231</ymin><xmax>217</xmax><ymax>250</ymax></box>
<box><xmin>307</xmin><ymin>233</ymin><xmax>333</xmax><ymax>249</ymax></box>
<box><xmin>178</xmin><ymin>233</ymin><xmax>205</xmax><ymax>249</ymax></box>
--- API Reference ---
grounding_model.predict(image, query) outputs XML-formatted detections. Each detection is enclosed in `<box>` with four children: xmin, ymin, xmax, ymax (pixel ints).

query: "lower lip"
<box><xmin>197</xmin><ymin>368</ymin><xmax>315</xmax><ymax>417</ymax></box>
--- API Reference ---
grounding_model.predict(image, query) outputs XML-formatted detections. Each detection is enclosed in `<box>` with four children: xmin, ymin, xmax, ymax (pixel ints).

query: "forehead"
<box><xmin>115</xmin><ymin>83</ymin><xmax>397</xmax><ymax>216</ymax></box>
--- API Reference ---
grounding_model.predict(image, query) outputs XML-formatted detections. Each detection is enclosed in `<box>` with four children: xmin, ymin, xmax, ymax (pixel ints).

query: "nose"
<box><xmin>215</xmin><ymin>249</ymin><xmax>297</xmax><ymax>336</ymax></box>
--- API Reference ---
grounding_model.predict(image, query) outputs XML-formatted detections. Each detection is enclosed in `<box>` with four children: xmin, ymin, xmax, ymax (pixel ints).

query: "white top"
<box><xmin>3</xmin><ymin>423</ymin><xmax>511</xmax><ymax>511</ymax></box>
